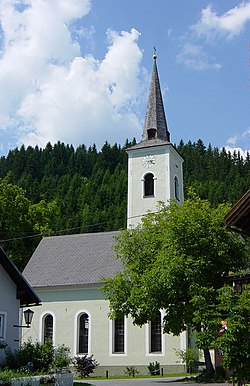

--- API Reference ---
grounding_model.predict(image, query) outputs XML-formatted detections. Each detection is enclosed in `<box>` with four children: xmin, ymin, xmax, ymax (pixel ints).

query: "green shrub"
<box><xmin>52</xmin><ymin>345</ymin><xmax>71</xmax><ymax>371</ymax></box>
<box><xmin>148</xmin><ymin>361</ymin><xmax>160</xmax><ymax>376</ymax></box>
<box><xmin>0</xmin><ymin>369</ymin><xmax>13</xmax><ymax>385</ymax></box>
<box><xmin>5</xmin><ymin>339</ymin><xmax>54</xmax><ymax>372</ymax></box>
<box><xmin>73</xmin><ymin>355</ymin><xmax>99</xmax><ymax>378</ymax></box>
<box><xmin>124</xmin><ymin>366</ymin><xmax>139</xmax><ymax>376</ymax></box>
<box><xmin>39</xmin><ymin>374</ymin><xmax>56</xmax><ymax>384</ymax></box>
<box><xmin>174</xmin><ymin>348</ymin><xmax>199</xmax><ymax>373</ymax></box>
<box><xmin>8</xmin><ymin>339</ymin><xmax>53</xmax><ymax>372</ymax></box>
<box><xmin>0</xmin><ymin>369</ymin><xmax>30</xmax><ymax>385</ymax></box>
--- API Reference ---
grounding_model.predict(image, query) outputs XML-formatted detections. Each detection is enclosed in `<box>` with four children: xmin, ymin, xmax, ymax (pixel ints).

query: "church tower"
<box><xmin>127</xmin><ymin>53</ymin><xmax>184</xmax><ymax>228</ymax></box>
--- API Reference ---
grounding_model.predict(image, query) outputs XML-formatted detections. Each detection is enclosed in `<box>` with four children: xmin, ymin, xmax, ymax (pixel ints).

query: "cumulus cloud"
<box><xmin>177</xmin><ymin>1</ymin><xmax>250</xmax><ymax>70</ymax></box>
<box><xmin>0</xmin><ymin>0</ymin><xmax>146</xmax><ymax>152</ymax></box>
<box><xmin>191</xmin><ymin>1</ymin><xmax>250</xmax><ymax>41</ymax></box>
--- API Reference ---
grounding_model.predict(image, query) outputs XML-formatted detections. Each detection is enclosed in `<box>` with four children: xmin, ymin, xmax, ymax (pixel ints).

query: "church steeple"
<box><xmin>126</xmin><ymin>51</ymin><xmax>184</xmax><ymax>228</ymax></box>
<box><xmin>142</xmin><ymin>52</ymin><xmax>170</xmax><ymax>143</ymax></box>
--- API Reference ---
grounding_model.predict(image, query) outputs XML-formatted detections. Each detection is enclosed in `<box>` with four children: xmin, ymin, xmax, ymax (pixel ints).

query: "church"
<box><xmin>23</xmin><ymin>54</ymin><xmax>186</xmax><ymax>376</ymax></box>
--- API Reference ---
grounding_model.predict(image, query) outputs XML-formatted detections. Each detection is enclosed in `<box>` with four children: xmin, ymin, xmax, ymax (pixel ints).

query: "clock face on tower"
<box><xmin>141</xmin><ymin>155</ymin><xmax>156</xmax><ymax>168</ymax></box>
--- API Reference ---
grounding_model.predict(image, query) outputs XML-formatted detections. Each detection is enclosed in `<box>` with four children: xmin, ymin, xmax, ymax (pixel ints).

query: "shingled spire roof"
<box><xmin>127</xmin><ymin>52</ymin><xmax>170</xmax><ymax>151</ymax></box>
<box><xmin>142</xmin><ymin>53</ymin><xmax>170</xmax><ymax>143</ymax></box>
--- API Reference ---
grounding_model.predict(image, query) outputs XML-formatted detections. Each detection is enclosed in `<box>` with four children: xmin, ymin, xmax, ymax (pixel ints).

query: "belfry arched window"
<box><xmin>147</xmin><ymin>128</ymin><xmax>156</xmax><ymax>140</ymax></box>
<box><xmin>174</xmin><ymin>176</ymin><xmax>180</xmax><ymax>201</ymax></box>
<box><xmin>144</xmin><ymin>173</ymin><xmax>154</xmax><ymax>197</ymax></box>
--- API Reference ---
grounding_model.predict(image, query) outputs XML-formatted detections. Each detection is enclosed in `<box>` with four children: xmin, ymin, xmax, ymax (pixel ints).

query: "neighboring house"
<box><xmin>22</xmin><ymin>55</ymin><xmax>187</xmax><ymax>375</ymax></box>
<box><xmin>0</xmin><ymin>245</ymin><xmax>40</xmax><ymax>366</ymax></box>
<box><xmin>215</xmin><ymin>190</ymin><xmax>250</xmax><ymax>368</ymax></box>
<box><xmin>225</xmin><ymin>189</ymin><xmax>250</xmax><ymax>292</ymax></box>
<box><xmin>225</xmin><ymin>189</ymin><xmax>250</xmax><ymax>237</ymax></box>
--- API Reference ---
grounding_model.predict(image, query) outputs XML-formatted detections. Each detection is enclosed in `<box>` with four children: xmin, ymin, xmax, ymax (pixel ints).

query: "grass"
<box><xmin>74</xmin><ymin>383</ymin><xmax>94</xmax><ymax>386</ymax></box>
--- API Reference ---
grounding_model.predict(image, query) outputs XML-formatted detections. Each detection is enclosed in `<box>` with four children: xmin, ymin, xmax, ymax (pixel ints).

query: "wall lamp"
<box><xmin>14</xmin><ymin>309</ymin><xmax>34</xmax><ymax>328</ymax></box>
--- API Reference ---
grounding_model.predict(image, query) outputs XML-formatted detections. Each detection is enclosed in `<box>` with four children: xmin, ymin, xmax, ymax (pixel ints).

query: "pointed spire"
<box><xmin>142</xmin><ymin>52</ymin><xmax>170</xmax><ymax>143</ymax></box>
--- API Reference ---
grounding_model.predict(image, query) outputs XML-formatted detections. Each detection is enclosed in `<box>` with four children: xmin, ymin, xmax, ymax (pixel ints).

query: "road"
<box><xmin>74</xmin><ymin>378</ymin><xmax>229</xmax><ymax>386</ymax></box>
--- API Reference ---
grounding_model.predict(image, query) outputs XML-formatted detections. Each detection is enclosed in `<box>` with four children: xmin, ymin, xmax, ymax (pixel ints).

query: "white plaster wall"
<box><xmin>0</xmin><ymin>265</ymin><xmax>20</xmax><ymax>360</ymax></box>
<box><xmin>127</xmin><ymin>145</ymin><xmax>183</xmax><ymax>227</ymax></box>
<box><xmin>23</xmin><ymin>287</ymin><xmax>182</xmax><ymax>368</ymax></box>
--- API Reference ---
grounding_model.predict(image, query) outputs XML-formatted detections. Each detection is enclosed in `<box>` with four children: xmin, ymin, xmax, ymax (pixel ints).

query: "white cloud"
<box><xmin>224</xmin><ymin>127</ymin><xmax>250</xmax><ymax>158</ymax></box>
<box><xmin>224</xmin><ymin>146</ymin><xmax>249</xmax><ymax>158</ymax></box>
<box><xmin>192</xmin><ymin>2</ymin><xmax>250</xmax><ymax>41</ymax></box>
<box><xmin>242</xmin><ymin>127</ymin><xmax>250</xmax><ymax>138</ymax></box>
<box><xmin>177</xmin><ymin>2</ymin><xmax>250</xmax><ymax>70</ymax></box>
<box><xmin>226</xmin><ymin>135</ymin><xmax>238</xmax><ymax>145</ymax></box>
<box><xmin>0</xmin><ymin>0</ymin><xmax>146</xmax><ymax>151</ymax></box>
<box><xmin>176</xmin><ymin>43</ymin><xmax>221</xmax><ymax>70</ymax></box>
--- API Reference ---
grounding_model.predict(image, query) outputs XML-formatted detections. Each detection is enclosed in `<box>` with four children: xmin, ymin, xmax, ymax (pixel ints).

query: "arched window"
<box><xmin>43</xmin><ymin>314</ymin><xmax>53</xmax><ymax>343</ymax></box>
<box><xmin>78</xmin><ymin>313</ymin><xmax>89</xmax><ymax>354</ymax></box>
<box><xmin>144</xmin><ymin>173</ymin><xmax>154</xmax><ymax>197</ymax></box>
<box><xmin>147</xmin><ymin>128</ymin><xmax>156</xmax><ymax>140</ymax></box>
<box><xmin>150</xmin><ymin>311</ymin><xmax>162</xmax><ymax>353</ymax></box>
<box><xmin>174</xmin><ymin>176</ymin><xmax>180</xmax><ymax>201</ymax></box>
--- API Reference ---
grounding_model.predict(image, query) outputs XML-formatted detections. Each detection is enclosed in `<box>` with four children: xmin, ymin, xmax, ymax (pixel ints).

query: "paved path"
<box><xmin>75</xmin><ymin>378</ymin><xmax>184</xmax><ymax>385</ymax></box>
<box><xmin>74</xmin><ymin>378</ymin><xmax>228</xmax><ymax>386</ymax></box>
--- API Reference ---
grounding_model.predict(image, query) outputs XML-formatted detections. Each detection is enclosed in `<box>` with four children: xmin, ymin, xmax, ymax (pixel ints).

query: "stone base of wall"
<box><xmin>93</xmin><ymin>364</ymin><xmax>186</xmax><ymax>378</ymax></box>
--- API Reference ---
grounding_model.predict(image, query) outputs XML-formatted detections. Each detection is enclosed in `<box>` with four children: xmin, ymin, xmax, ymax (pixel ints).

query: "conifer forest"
<box><xmin>0</xmin><ymin>138</ymin><xmax>249</xmax><ymax>270</ymax></box>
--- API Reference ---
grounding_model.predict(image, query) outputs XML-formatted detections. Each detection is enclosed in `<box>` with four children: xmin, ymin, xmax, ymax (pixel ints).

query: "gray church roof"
<box><xmin>23</xmin><ymin>231</ymin><xmax>122</xmax><ymax>288</ymax></box>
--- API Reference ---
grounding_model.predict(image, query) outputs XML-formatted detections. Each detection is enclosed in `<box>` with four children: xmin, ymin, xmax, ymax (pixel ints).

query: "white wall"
<box><xmin>23</xmin><ymin>286</ymin><xmax>182</xmax><ymax>369</ymax></box>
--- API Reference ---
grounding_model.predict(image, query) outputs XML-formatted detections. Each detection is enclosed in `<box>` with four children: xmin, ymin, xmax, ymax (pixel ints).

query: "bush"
<box><xmin>0</xmin><ymin>369</ymin><xmax>13</xmax><ymax>385</ymax></box>
<box><xmin>52</xmin><ymin>345</ymin><xmax>70</xmax><ymax>371</ymax></box>
<box><xmin>4</xmin><ymin>339</ymin><xmax>71</xmax><ymax>374</ymax></box>
<box><xmin>5</xmin><ymin>339</ymin><xmax>54</xmax><ymax>372</ymax></box>
<box><xmin>39</xmin><ymin>374</ymin><xmax>56</xmax><ymax>384</ymax></box>
<box><xmin>124</xmin><ymin>366</ymin><xmax>139</xmax><ymax>376</ymax></box>
<box><xmin>175</xmin><ymin>348</ymin><xmax>199</xmax><ymax>373</ymax></box>
<box><xmin>148</xmin><ymin>361</ymin><xmax>160</xmax><ymax>376</ymax></box>
<box><xmin>0</xmin><ymin>369</ymin><xmax>31</xmax><ymax>385</ymax></box>
<box><xmin>73</xmin><ymin>355</ymin><xmax>99</xmax><ymax>378</ymax></box>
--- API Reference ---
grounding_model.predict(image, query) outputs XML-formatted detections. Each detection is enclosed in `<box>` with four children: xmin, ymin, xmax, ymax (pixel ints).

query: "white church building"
<box><xmin>23</xmin><ymin>55</ymin><xmax>186</xmax><ymax>376</ymax></box>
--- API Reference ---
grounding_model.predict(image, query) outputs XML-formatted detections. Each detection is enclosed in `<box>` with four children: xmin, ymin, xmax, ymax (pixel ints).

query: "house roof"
<box><xmin>0</xmin><ymin>245</ymin><xmax>41</xmax><ymax>306</ymax></box>
<box><xmin>23</xmin><ymin>231</ymin><xmax>122</xmax><ymax>288</ymax></box>
<box><xmin>224</xmin><ymin>189</ymin><xmax>250</xmax><ymax>236</ymax></box>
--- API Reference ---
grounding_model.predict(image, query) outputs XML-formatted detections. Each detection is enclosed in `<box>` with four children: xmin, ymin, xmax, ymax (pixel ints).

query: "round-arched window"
<box><xmin>144</xmin><ymin>173</ymin><xmax>154</xmax><ymax>196</ymax></box>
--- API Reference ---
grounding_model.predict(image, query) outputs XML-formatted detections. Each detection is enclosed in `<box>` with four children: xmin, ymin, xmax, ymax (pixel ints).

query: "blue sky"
<box><xmin>0</xmin><ymin>0</ymin><xmax>249</xmax><ymax>156</ymax></box>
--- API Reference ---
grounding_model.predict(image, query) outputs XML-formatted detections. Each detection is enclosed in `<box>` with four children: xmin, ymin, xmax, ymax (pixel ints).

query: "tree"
<box><xmin>217</xmin><ymin>285</ymin><xmax>250</xmax><ymax>385</ymax></box>
<box><xmin>0</xmin><ymin>180</ymin><xmax>58</xmax><ymax>270</ymax></box>
<box><xmin>103</xmin><ymin>194</ymin><xmax>249</xmax><ymax>374</ymax></box>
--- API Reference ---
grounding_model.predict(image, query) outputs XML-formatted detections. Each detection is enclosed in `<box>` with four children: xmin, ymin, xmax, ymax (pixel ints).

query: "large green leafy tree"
<box><xmin>103</xmin><ymin>194</ymin><xmax>249</xmax><ymax>374</ymax></box>
<box><xmin>0</xmin><ymin>179</ymin><xmax>58</xmax><ymax>270</ymax></box>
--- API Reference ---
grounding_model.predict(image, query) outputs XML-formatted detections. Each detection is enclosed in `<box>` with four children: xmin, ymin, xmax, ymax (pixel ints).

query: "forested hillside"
<box><xmin>0</xmin><ymin>138</ymin><xmax>249</xmax><ymax>270</ymax></box>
